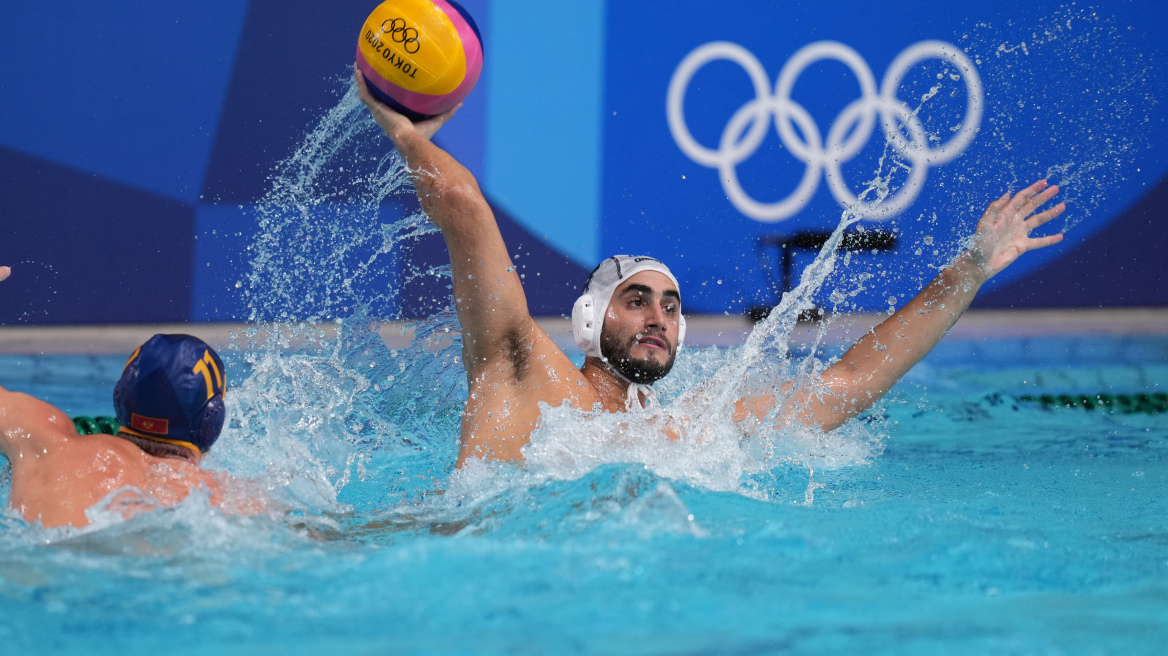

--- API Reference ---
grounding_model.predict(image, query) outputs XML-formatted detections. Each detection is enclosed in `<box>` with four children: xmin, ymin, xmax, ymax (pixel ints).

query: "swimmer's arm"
<box><xmin>736</xmin><ymin>180</ymin><xmax>1065</xmax><ymax>430</ymax></box>
<box><xmin>355</xmin><ymin>69</ymin><xmax>536</xmax><ymax>376</ymax></box>
<box><xmin>809</xmin><ymin>180</ymin><xmax>1065</xmax><ymax>429</ymax></box>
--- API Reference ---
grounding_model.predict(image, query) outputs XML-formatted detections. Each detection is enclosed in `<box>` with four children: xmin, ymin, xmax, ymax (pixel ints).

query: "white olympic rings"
<box><xmin>666</xmin><ymin>40</ymin><xmax>983</xmax><ymax>221</ymax></box>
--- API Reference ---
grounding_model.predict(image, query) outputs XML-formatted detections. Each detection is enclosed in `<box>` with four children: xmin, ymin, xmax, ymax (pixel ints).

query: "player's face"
<box><xmin>599</xmin><ymin>271</ymin><xmax>682</xmax><ymax>384</ymax></box>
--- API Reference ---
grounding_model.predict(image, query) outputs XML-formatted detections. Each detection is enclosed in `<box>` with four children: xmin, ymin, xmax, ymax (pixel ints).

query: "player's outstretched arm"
<box><xmin>735</xmin><ymin>180</ymin><xmax>1065</xmax><ymax>431</ymax></box>
<box><xmin>355</xmin><ymin>68</ymin><xmax>533</xmax><ymax>378</ymax></box>
<box><xmin>807</xmin><ymin>180</ymin><xmax>1064</xmax><ymax>429</ymax></box>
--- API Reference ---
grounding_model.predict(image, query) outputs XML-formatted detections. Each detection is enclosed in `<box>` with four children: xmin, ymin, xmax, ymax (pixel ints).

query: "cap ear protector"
<box><xmin>571</xmin><ymin>293</ymin><xmax>599</xmax><ymax>353</ymax></box>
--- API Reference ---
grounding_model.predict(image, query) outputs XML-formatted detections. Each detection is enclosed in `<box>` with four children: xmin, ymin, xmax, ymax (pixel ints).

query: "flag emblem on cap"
<box><xmin>131</xmin><ymin>413</ymin><xmax>169</xmax><ymax>435</ymax></box>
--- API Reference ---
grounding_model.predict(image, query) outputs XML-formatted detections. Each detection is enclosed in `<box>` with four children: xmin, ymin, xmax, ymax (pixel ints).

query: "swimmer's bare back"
<box><xmin>0</xmin><ymin>386</ymin><xmax>258</xmax><ymax>528</ymax></box>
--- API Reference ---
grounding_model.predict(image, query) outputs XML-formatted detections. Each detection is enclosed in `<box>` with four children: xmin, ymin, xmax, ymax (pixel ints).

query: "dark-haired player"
<box><xmin>0</xmin><ymin>332</ymin><xmax>257</xmax><ymax>528</ymax></box>
<box><xmin>355</xmin><ymin>69</ymin><xmax>1066</xmax><ymax>468</ymax></box>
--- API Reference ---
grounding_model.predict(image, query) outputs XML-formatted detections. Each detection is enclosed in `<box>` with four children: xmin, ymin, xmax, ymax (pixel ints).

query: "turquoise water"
<box><xmin>0</xmin><ymin>333</ymin><xmax>1165</xmax><ymax>655</ymax></box>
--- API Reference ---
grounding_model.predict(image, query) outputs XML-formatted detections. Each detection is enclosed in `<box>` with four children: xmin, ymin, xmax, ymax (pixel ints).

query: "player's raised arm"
<box><xmin>736</xmin><ymin>179</ymin><xmax>1065</xmax><ymax>431</ymax></box>
<box><xmin>355</xmin><ymin>68</ymin><xmax>534</xmax><ymax>378</ymax></box>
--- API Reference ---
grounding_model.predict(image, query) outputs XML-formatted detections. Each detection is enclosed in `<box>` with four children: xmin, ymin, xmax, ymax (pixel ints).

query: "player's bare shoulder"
<box><xmin>0</xmin><ymin>387</ymin><xmax>77</xmax><ymax>457</ymax></box>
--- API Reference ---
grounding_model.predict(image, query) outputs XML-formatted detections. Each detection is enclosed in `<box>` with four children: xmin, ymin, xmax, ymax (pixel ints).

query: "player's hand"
<box><xmin>354</xmin><ymin>67</ymin><xmax>458</xmax><ymax>142</ymax></box>
<box><xmin>0</xmin><ymin>266</ymin><xmax>10</xmax><ymax>282</ymax></box>
<box><xmin>968</xmin><ymin>179</ymin><xmax>1065</xmax><ymax>282</ymax></box>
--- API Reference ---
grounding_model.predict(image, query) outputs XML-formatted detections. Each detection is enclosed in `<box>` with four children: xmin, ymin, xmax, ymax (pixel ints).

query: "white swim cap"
<box><xmin>571</xmin><ymin>255</ymin><xmax>686</xmax><ymax>357</ymax></box>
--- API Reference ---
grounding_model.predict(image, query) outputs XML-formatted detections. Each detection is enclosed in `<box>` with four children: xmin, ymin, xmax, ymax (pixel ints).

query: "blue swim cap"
<box><xmin>113</xmin><ymin>334</ymin><xmax>227</xmax><ymax>457</ymax></box>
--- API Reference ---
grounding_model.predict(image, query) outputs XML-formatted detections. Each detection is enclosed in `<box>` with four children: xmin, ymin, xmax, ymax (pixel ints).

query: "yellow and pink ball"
<box><xmin>356</xmin><ymin>0</ymin><xmax>483</xmax><ymax>120</ymax></box>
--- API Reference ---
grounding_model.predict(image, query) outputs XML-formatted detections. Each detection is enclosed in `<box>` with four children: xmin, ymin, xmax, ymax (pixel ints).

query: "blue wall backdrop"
<box><xmin>1</xmin><ymin>1</ymin><xmax>1165</xmax><ymax>324</ymax></box>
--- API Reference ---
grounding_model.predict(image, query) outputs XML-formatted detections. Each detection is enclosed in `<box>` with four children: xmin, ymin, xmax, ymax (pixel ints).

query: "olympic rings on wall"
<box><xmin>666</xmin><ymin>40</ymin><xmax>983</xmax><ymax>222</ymax></box>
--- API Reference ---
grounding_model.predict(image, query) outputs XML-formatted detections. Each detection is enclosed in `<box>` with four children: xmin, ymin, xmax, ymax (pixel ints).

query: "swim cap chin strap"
<box><xmin>620</xmin><ymin>371</ymin><xmax>659</xmax><ymax>412</ymax></box>
<box><xmin>572</xmin><ymin>255</ymin><xmax>684</xmax><ymax>410</ymax></box>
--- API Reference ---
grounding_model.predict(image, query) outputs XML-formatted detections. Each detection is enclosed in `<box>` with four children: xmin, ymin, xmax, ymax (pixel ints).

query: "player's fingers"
<box><xmin>1025</xmin><ymin>202</ymin><xmax>1065</xmax><ymax>229</ymax></box>
<box><xmin>986</xmin><ymin>192</ymin><xmax>1011</xmax><ymax>213</ymax></box>
<box><xmin>1010</xmin><ymin>179</ymin><xmax>1049</xmax><ymax>210</ymax></box>
<box><xmin>354</xmin><ymin>69</ymin><xmax>370</xmax><ymax>98</ymax></box>
<box><xmin>354</xmin><ymin>67</ymin><xmax>378</xmax><ymax>108</ymax></box>
<box><xmin>1019</xmin><ymin>185</ymin><xmax>1060</xmax><ymax>218</ymax></box>
<box><xmin>416</xmin><ymin>104</ymin><xmax>460</xmax><ymax>139</ymax></box>
<box><xmin>1025</xmin><ymin>233</ymin><xmax>1064</xmax><ymax>252</ymax></box>
<box><xmin>431</xmin><ymin>104</ymin><xmax>460</xmax><ymax>126</ymax></box>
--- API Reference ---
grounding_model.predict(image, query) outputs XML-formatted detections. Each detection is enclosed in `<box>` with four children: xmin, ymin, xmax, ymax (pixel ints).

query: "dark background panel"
<box><xmin>0</xmin><ymin>148</ymin><xmax>194</xmax><ymax>325</ymax></box>
<box><xmin>490</xmin><ymin>199</ymin><xmax>590</xmax><ymax>316</ymax></box>
<box><xmin>201</xmin><ymin>0</ymin><xmax>377</xmax><ymax>204</ymax></box>
<box><xmin>398</xmin><ymin>199</ymin><xmax>589</xmax><ymax>319</ymax></box>
<box><xmin>0</xmin><ymin>0</ymin><xmax>249</xmax><ymax>203</ymax></box>
<box><xmin>976</xmin><ymin>174</ymin><xmax>1168</xmax><ymax>308</ymax></box>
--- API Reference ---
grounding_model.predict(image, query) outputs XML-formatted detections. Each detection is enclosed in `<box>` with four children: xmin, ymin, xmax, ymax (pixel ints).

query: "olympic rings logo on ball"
<box><xmin>666</xmin><ymin>40</ymin><xmax>983</xmax><ymax>222</ymax></box>
<box><xmin>380</xmin><ymin>18</ymin><xmax>421</xmax><ymax>54</ymax></box>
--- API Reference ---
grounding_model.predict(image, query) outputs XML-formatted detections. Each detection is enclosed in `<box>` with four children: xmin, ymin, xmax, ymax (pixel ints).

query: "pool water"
<box><xmin>0</xmin><ymin>330</ymin><xmax>1165</xmax><ymax>655</ymax></box>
